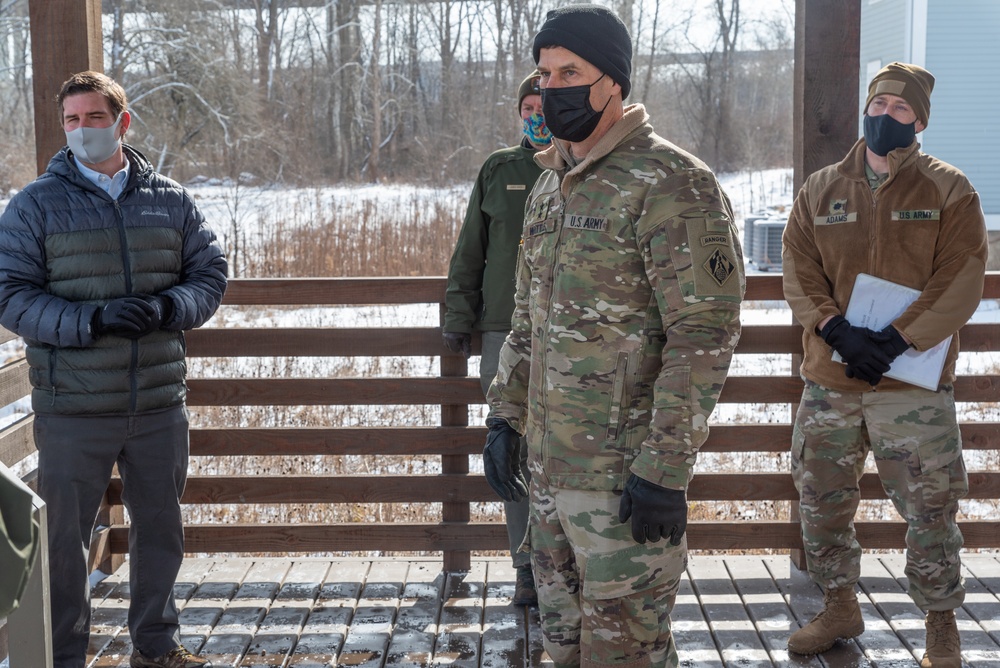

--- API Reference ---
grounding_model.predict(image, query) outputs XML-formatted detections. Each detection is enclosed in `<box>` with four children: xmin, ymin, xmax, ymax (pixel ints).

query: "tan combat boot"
<box><xmin>787</xmin><ymin>586</ymin><xmax>865</xmax><ymax>655</ymax></box>
<box><xmin>920</xmin><ymin>610</ymin><xmax>961</xmax><ymax>668</ymax></box>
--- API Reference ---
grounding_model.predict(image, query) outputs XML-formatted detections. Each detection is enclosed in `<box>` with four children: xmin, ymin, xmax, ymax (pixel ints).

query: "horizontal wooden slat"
<box><xmin>705</xmin><ymin>422</ymin><xmax>1000</xmax><ymax>451</ymax></box>
<box><xmin>187</xmin><ymin>422</ymin><xmax>1000</xmax><ymax>456</ymax></box>
<box><xmin>187</xmin><ymin>374</ymin><xmax>1000</xmax><ymax>407</ymax></box>
<box><xmin>717</xmin><ymin>375</ymin><xmax>803</xmax><ymax>403</ymax></box>
<box><xmin>107</xmin><ymin>470</ymin><xmax>1000</xmax><ymax>506</ymax></box>
<box><xmin>189</xmin><ymin>426</ymin><xmax>484</xmax><ymax>456</ymax></box>
<box><xmin>111</xmin><ymin>474</ymin><xmax>489</xmax><ymax>504</ymax></box>
<box><xmin>186</xmin><ymin>327</ymin><xmax>456</xmax><ymax>358</ymax></box>
<box><xmin>685</xmin><ymin>521</ymin><xmax>1000</xmax><ymax>550</ymax></box>
<box><xmin>0</xmin><ymin>414</ymin><xmax>35</xmax><ymax>467</ymax></box>
<box><xmin>189</xmin><ymin>373</ymin><xmax>1000</xmax><ymax>408</ymax></box>
<box><xmin>107</xmin><ymin>519</ymin><xmax>1000</xmax><ymax>554</ymax></box>
<box><xmin>0</xmin><ymin>358</ymin><xmax>31</xmax><ymax>409</ymax></box>
<box><xmin>186</xmin><ymin>377</ymin><xmax>482</xmax><ymax>406</ymax></box>
<box><xmin>111</xmin><ymin>522</ymin><xmax>510</xmax><ymax>553</ymax></box>
<box><xmin>214</xmin><ymin>274</ymin><xmax>1000</xmax><ymax>307</ymax></box>
<box><xmin>222</xmin><ymin>277</ymin><xmax>448</xmax><ymax>305</ymax></box>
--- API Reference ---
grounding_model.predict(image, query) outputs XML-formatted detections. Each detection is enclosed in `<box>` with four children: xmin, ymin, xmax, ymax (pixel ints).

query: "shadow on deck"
<box><xmin>84</xmin><ymin>553</ymin><xmax>1000</xmax><ymax>668</ymax></box>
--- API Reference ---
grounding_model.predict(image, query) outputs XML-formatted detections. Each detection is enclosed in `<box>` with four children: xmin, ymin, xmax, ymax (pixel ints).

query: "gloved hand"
<box><xmin>868</xmin><ymin>325</ymin><xmax>910</xmax><ymax>361</ymax></box>
<box><xmin>820</xmin><ymin>315</ymin><xmax>891</xmax><ymax>385</ymax></box>
<box><xmin>93</xmin><ymin>296</ymin><xmax>157</xmax><ymax>338</ymax></box>
<box><xmin>483</xmin><ymin>417</ymin><xmax>528</xmax><ymax>503</ymax></box>
<box><xmin>617</xmin><ymin>473</ymin><xmax>688</xmax><ymax>545</ymax></box>
<box><xmin>137</xmin><ymin>294</ymin><xmax>173</xmax><ymax>331</ymax></box>
<box><xmin>443</xmin><ymin>331</ymin><xmax>472</xmax><ymax>359</ymax></box>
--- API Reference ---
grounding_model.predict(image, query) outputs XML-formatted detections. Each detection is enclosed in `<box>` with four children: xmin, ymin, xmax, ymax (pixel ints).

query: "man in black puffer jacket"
<box><xmin>0</xmin><ymin>71</ymin><xmax>226</xmax><ymax>668</ymax></box>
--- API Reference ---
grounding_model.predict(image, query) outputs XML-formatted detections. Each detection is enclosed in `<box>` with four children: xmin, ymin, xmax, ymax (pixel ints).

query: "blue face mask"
<box><xmin>522</xmin><ymin>113</ymin><xmax>552</xmax><ymax>146</ymax></box>
<box><xmin>864</xmin><ymin>113</ymin><xmax>916</xmax><ymax>157</ymax></box>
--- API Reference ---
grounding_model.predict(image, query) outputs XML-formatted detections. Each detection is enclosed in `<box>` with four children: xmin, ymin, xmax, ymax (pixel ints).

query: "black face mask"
<box><xmin>864</xmin><ymin>113</ymin><xmax>917</xmax><ymax>157</ymax></box>
<box><xmin>541</xmin><ymin>74</ymin><xmax>611</xmax><ymax>143</ymax></box>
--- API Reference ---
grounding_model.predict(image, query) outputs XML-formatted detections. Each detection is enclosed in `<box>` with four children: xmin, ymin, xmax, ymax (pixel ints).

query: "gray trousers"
<box><xmin>36</xmin><ymin>405</ymin><xmax>189</xmax><ymax>667</ymax></box>
<box><xmin>481</xmin><ymin>330</ymin><xmax>531</xmax><ymax>569</ymax></box>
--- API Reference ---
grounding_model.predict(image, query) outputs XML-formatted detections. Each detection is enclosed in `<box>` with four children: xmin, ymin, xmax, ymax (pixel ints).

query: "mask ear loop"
<box><xmin>590</xmin><ymin>73</ymin><xmax>613</xmax><ymax>114</ymax></box>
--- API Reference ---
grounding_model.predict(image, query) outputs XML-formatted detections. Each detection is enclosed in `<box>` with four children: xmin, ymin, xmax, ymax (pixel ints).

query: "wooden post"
<box><xmin>28</xmin><ymin>0</ymin><xmax>104</xmax><ymax>176</ymax></box>
<box><xmin>793</xmin><ymin>0</ymin><xmax>862</xmax><ymax>191</ymax></box>
<box><xmin>439</xmin><ymin>305</ymin><xmax>471</xmax><ymax>572</ymax></box>
<box><xmin>790</xmin><ymin>0</ymin><xmax>861</xmax><ymax>570</ymax></box>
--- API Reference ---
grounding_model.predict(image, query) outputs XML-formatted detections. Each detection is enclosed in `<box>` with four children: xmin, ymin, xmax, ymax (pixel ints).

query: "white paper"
<box><xmin>831</xmin><ymin>273</ymin><xmax>950</xmax><ymax>391</ymax></box>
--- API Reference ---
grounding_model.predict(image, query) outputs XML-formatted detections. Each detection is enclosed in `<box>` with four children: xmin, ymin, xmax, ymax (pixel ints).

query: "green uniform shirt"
<box><xmin>445</xmin><ymin>141</ymin><xmax>544</xmax><ymax>333</ymax></box>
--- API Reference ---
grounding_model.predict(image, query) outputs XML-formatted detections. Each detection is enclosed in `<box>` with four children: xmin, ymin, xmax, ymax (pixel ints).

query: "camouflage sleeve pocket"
<box><xmin>916</xmin><ymin>425</ymin><xmax>962</xmax><ymax>475</ymax></box>
<box><xmin>581</xmin><ymin>542</ymin><xmax>684</xmax><ymax>600</ymax></box>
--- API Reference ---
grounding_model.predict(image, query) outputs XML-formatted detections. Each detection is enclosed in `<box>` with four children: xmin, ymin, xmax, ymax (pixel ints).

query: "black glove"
<box><xmin>93</xmin><ymin>296</ymin><xmax>157</xmax><ymax>338</ymax></box>
<box><xmin>617</xmin><ymin>474</ymin><xmax>688</xmax><ymax>545</ymax></box>
<box><xmin>442</xmin><ymin>331</ymin><xmax>472</xmax><ymax>359</ymax></box>
<box><xmin>483</xmin><ymin>417</ymin><xmax>528</xmax><ymax>503</ymax></box>
<box><xmin>820</xmin><ymin>315</ymin><xmax>891</xmax><ymax>385</ymax></box>
<box><xmin>868</xmin><ymin>325</ymin><xmax>910</xmax><ymax>361</ymax></box>
<box><xmin>141</xmin><ymin>294</ymin><xmax>173</xmax><ymax>330</ymax></box>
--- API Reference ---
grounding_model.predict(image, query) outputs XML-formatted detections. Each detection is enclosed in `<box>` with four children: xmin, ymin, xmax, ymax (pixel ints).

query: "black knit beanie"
<box><xmin>532</xmin><ymin>4</ymin><xmax>632</xmax><ymax>99</ymax></box>
<box><xmin>865</xmin><ymin>62</ymin><xmax>935</xmax><ymax>127</ymax></box>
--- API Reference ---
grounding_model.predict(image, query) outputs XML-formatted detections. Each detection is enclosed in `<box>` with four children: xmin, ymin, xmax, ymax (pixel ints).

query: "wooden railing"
<box><xmin>0</xmin><ymin>274</ymin><xmax>998</xmax><ymax>573</ymax></box>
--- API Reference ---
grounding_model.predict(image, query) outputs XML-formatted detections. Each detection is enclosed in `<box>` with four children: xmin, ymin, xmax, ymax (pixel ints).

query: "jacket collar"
<box><xmin>47</xmin><ymin>143</ymin><xmax>153</xmax><ymax>196</ymax></box>
<box><xmin>838</xmin><ymin>136</ymin><xmax>921</xmax><ymax>183</ymax></box>
<box><xmin>535</xmin><ymin>104</ymin><xmax>650</xmax><ymax>196</ymax></box>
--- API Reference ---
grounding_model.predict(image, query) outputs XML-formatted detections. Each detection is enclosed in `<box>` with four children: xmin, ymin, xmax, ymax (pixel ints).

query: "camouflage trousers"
<box><xmin>527</xmin><ymin>466</ymin><xmax>684</xmax><ymax>668</ymax></box>
<box><xmin>791</xmin><ymin>380</ymin><xmax>967</xmax><ymax>611</ymax></box>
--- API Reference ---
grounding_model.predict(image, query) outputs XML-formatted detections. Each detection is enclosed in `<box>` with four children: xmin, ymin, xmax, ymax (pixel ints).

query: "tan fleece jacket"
<box><xmin>782</xmin><ymin>138</ymin><xmax>987</xmax><ymax>392</ymax></box>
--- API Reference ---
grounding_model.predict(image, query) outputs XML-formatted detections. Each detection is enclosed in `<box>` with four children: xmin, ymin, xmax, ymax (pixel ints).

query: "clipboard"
<box><xmin>831</xmin><ymin>273</ymin><xmax>951</xmax><ymax>391</ymax></box>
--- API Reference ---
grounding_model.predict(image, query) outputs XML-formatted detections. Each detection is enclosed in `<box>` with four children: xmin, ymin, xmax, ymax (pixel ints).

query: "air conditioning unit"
<box><xmin>748</xmin><ymin>219</ymin><xmax>785</xmax><ymax>271</ymax></box>
<box><xmin>742</xmin><ymin>213</ymin><xmax>770</xmax><ymax>261</ymax></box>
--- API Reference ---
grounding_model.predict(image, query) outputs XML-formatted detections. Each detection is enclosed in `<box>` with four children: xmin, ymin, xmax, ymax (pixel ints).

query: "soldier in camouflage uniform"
<box><xmin>481</xmin><ymin>5</ymin><xmax>744</xmax><ymax>666</ymax></box>
<box><xmin>782</xmin><ymin>63</ymin><xmax>988</xmax><ymax>668</ymax></box>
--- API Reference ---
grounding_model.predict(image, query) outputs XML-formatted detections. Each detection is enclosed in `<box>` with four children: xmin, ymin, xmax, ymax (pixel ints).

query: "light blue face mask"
<box><xmin>522</xmin><ymin>113</ymin><xmax>552</xmax><ymax>146</ymax></box>
<box><xmin>65</xmin><ymin>112</ymin><xmax>124</xmax><ymax>164</ymax></box>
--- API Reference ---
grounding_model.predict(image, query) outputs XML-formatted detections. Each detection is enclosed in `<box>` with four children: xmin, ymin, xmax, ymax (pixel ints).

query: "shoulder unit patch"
<box><xmin>703</xmin><ymin>248</ymin><xmax>736</xmax><ymax>287</ymax></box>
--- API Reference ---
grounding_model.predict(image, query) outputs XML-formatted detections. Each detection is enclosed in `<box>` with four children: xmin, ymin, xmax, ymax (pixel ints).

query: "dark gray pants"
<box><xmin>36</xmin><ymin>406</ymin><xmax>189</xmax><ymax>668</ymax></box>
<box><xmin>481</xmin><ymin>331</ymin><xmax>531</xmax><ymax>569</ymax></box>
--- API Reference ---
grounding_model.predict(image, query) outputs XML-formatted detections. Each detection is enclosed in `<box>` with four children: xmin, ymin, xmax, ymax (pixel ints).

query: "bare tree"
<box><xmin>42</xmin><ymin>0</ymin><xmax>793</xmax><ymax>185</ymax></box>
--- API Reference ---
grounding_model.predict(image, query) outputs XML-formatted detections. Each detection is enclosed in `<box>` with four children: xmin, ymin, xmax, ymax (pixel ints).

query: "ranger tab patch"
<box><xmin>703</xmin><ymin>248</ymin><xmax>736</xmax><ymax>287</ymax></box>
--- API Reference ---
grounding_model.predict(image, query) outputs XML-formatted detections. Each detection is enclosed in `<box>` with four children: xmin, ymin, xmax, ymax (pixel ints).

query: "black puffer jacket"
<box><xmin>0</xmin><ymin>145</ymin><xmax>227</xmax><ymax>415</ymax></box>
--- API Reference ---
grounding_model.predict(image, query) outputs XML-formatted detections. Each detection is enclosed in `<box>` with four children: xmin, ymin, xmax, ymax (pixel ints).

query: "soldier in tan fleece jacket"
<box><xmin>782</xmin><ymin>62</ymin><xmax>987</xmax><ymax>668</ymax></box>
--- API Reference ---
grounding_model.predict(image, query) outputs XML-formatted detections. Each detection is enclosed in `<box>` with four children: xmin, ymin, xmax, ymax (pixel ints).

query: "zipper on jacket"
<box><xmin>539</xmin><ymin>196</ymin><xmax>565</xmax><ymax>466</ymax></box>
<box><xmin>113</xmin><ymin>198</ymin><xmax>139</xmax><ymax>412</ymax></box>
<box><xmin>129</xmin><ymin>340</ymin><xmax>139</xmax><ymax>413</ymax></box>
<box><xmin>112</xmin><ymin>199</ymin><xmax>134</xmax><ymax>294</ymax></box>
<box><xmin>867</xmin><ymin>187</ymin><xmax>878</xmax><ymax>270</ymax></box>
<box><xmin>49</xmin><ymin>349</ymin><xmax>57</xmax><ymax>406</ymax></box>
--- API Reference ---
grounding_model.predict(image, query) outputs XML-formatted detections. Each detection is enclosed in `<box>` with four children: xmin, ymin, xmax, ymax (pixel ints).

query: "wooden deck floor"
<box><xmin>83</xmin><ymin>553</ymin><xmax>1000</xmax><ymax>667</ymax></box>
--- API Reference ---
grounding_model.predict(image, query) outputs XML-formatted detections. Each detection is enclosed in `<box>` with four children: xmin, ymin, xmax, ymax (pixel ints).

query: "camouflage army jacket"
<box><xmin>487</xmin><ymin>104</ymin><xmax>744</xmax><ymax>492</ymax></box>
